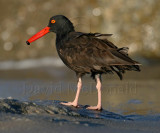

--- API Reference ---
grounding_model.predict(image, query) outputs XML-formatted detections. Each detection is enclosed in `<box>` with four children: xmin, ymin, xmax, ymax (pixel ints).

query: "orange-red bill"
<box><xmin>26</xmin><ymin>27</ymin><xmax>50</xmax><ymax>45</ymax></box>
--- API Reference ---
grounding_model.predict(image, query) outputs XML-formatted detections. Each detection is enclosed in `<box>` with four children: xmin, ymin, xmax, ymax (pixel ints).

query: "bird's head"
<box><xmin>26</xmin><ymin>15</ymin><xmax>74</xmax><ymax>45</ymax></box>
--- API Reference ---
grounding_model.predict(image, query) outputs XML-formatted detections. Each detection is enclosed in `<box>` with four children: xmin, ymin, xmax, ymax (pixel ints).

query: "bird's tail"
<box><xmin>110</xmin><ymin>65</ymin><xmax>141</xmax><ymax>80</ymax></box>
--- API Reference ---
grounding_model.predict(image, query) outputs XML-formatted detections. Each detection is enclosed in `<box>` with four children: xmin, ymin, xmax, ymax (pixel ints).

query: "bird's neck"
<box><xmin>55</xmin><ymin>22</ymin><xmax>75</xmax><ymax>48</ymax></box>
<box><xmin>56</xmin><ymin>32</ymin><xmax>68</xmax><ymax>41</ymax></box>
<box><xmin>56</xmin><ymin>29</ymin><xmax>74</xmax><ymax>44</ymax></box>
<box><xmin>56</xmin><ymin>21</ymin><xmax>75</xmax><ymax>40</ymax></box>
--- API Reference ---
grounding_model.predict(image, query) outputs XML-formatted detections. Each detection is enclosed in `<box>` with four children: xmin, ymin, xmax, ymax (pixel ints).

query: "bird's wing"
<box><xmin>68</xmin><ymin>32</ymin><xmax>117</xmax><ymax>49</ymax></box>
<box><xmin>71</xmin><ymin>32</ymin><xmax>113</xmax><ymax>38</ymax></box>
<box><xmin>59</xmin><ymin>33</ymin><xmax>140</xmax><ymax>75</ymax></box>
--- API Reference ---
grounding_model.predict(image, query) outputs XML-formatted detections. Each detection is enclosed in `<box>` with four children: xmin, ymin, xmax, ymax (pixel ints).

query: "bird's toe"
<box><xmin>86</xmin><ymin>106</ymin><xmax>102</xmax><ymax>111</ymax></box>
<box><xmin>60</xmin><ymin>102</ymin><xmax>79</xmax><ymax>107</ymax></box>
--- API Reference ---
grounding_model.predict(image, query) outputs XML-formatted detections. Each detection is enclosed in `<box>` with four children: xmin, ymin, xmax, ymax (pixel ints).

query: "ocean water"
<box><xmin>0</xmin><ymin>58</ymin><xmax>160</xmax><ymax>133</ymax></box>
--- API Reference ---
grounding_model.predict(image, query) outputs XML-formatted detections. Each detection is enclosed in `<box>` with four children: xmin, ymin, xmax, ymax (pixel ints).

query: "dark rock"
<box><xmin>0</xmin><ymin>99</ymin><xmax>131</xmax><ymax>120</ymax></box>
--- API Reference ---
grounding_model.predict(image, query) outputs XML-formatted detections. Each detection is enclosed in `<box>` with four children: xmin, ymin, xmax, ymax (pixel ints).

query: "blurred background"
<box><xmin>0</xmin><ymin>0</ymin><xmax>160</xmax><ymax>61</ymax></box>
<box><xmin>0</xmin><ymin>0</ymin><xmax>160</xmax><ymax>115</ymax></box>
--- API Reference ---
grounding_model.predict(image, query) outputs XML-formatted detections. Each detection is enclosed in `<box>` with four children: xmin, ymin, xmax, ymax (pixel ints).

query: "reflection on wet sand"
<box><xmin>0</xmin><ymin>65</ymin><xmax>159</xmax><ymax>116</ymax></box>
<box><xmin>0</xmin><ymin>65</ymin><xmax>160</xmax><ymax>133</ymax></box>
<box><xmin>28</xmin><ymin>80</ymin><xmax>160</xmax><ymax>115</ymax></box>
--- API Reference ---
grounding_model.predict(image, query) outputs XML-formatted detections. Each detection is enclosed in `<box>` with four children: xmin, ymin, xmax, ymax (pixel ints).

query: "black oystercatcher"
<box><xmin>26</xmin><ymin>15</ymin><xmax>141</xmax><ymax>110</ymax></box>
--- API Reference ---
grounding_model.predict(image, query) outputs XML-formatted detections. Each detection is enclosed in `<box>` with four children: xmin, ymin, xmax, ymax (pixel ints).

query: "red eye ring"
<box><xmin>51</xmin><ymin>20</ymin><xmax>56</xmax><ymax>23</ymax></box>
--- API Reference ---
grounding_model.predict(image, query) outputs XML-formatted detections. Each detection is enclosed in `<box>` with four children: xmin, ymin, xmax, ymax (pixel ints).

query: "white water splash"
<box><xmin>0</xmin><ymin>57</ymin><xmax>64</xmax><ymax>70</ymax></box>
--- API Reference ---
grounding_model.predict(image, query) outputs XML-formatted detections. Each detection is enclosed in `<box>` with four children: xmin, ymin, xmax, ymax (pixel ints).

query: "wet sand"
<box><xmin>0</xmin><ymin>99</ymin><xmax>160</xmax><ymax>133</ymax></box>
<box><xmin>0</xmin><ymin>65</ymin><xmax>160</xmax><ymax>133</ymax></box>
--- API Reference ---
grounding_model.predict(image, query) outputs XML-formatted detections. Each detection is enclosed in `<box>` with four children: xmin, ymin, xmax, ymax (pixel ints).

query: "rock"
<box><xmin>0</xmin><ymin>99</ymin><xmax>131</xmax><ymax>120</ymax></box>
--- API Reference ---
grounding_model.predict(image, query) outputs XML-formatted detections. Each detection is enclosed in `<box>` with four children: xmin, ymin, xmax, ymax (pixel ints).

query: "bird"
<box><xmin>26</xmin><ymin>15</ymin><xmax>141</xmax><ymax>110</ymax></box>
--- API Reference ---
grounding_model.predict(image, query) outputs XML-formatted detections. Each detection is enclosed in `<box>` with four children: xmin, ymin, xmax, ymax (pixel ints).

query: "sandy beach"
<box><xmin>0</xmin><ymin>65</ymin><xmax>160</xmax><ymax>133</ymax></box>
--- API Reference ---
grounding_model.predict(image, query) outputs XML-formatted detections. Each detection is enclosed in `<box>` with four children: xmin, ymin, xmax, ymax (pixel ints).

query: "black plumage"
<box><xmin>54</xmin><ymin>25</ymin><xmax>140</xmax><ymax>80</ymax></box>
<box><xmin>26</xmin><ymin>15</ymin><xmax>141</xmax><ymax>110</ymax></box>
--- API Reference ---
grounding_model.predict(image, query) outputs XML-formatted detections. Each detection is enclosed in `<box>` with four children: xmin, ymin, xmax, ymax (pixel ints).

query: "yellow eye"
<box><xmin>51</xmin><ymin>20</ymin><xmax>56</xmax><ymax>23</ymax></box>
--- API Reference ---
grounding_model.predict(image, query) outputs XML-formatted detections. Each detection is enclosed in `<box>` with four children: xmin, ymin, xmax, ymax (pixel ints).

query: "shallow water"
<box><xmin>0</xmin><ymin>78</ymin><xmax>159</xmax><ymax>115</ymax></box>
<box><xmin>0</xmin><ymin>99</ymin><xmax>160</xmax><ymax>133</ymax></box>
<box><xmin>0</xmin><ymin>65</ymin><xmax>160</xmax><ymax>132</ymax></box>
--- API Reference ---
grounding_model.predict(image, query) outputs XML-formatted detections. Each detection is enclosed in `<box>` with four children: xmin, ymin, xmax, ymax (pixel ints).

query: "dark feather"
<box><xmin>57</xmin><ymin>32</ymin><xmax>141</xmax><ymax>80</ymax></box>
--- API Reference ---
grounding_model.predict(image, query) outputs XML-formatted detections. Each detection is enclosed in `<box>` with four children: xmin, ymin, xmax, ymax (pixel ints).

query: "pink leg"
<box><xmin>61</xmin><ymin>77</ymin><xmax>82</xmax><ymax>107</ymax></box>
<box><xmin>87</xmin><ymin>75</ymin><xmax>102</xmax><ymax>110</ymax></box>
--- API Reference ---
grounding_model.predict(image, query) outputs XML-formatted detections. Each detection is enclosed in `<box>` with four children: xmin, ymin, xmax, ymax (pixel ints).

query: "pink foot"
<box><xmin>60</xmin><ymin>102</ymin><xmax>79</xmax><ymax>107</ymax></box>
<box><xmin>86</xmin><ymin>105</ymin><xmax>102</xmax><ymax>111</ymax></box>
